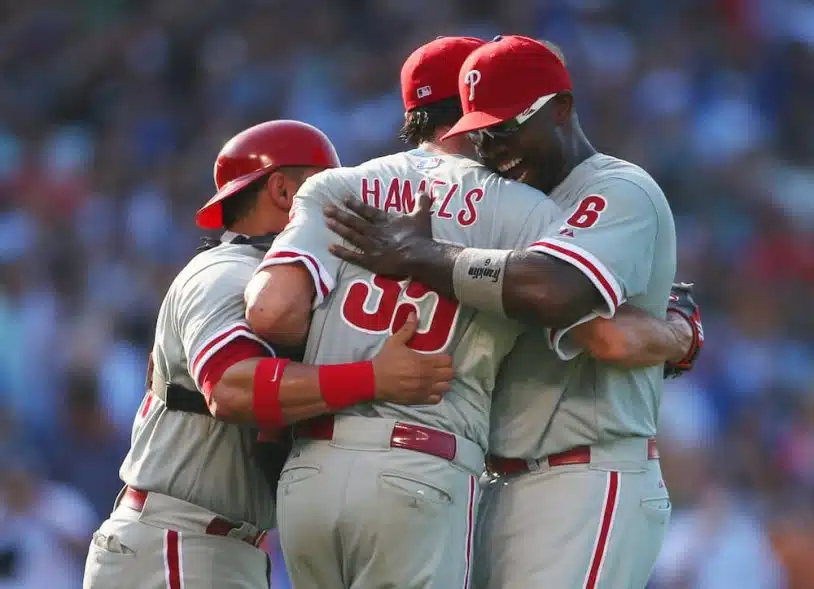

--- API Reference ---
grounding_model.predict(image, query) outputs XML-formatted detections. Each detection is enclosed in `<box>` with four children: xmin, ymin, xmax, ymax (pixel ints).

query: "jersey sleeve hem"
<box><xmin>527</xmin><ymin>238</ymin><xmax>623</xmax><ymax>317</ymax></box>
<box><xmin>189</xmin><ymin>322</ymin><xmax>275</xmax><ymax>388</ymax></box>
<box><xmin>547</xmin><ymin>312</ymin><xmax>601</xmax><ymax>360</ymax></box>
<box><xmin>256</xmin><ymin>246</ymin><xmax>336</xmax><ymax>308</ymax></box>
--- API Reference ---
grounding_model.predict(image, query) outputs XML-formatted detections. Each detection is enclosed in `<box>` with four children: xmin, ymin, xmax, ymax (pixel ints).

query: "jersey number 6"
<box><xmin>566</xmin><ymin>194</ymin><xmax>607</xmax><ymax>228</ymax></box>
<box><xmin>341</xmin><ymin>275</ymin><xmax>460</xmax><ymax>353</ymax></box>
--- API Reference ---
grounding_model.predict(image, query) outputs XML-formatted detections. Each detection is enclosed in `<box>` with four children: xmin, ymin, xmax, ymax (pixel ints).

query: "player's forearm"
<box><xmin>499</xmin><ymin>251</ymin><xmax>602</xmax><ymax>327</ymax></box>
<box><xmin>403</xmin><ymin>242</ymin><xmax>599</xmax><ymax>327</ymax></box>
<box><xmin>209</xmin><ymin>356</ymin><xmax>386</xmax><ymax>428</ymax></box>
<box><xmin>570</xmin><ymin>308</ymin><xmax>691</xmax><ymax>367</ymax></box>
<box><xmin>208</xmin><ymin>359</ymin><xmax>328</xmax><ymax>426</ymax></box>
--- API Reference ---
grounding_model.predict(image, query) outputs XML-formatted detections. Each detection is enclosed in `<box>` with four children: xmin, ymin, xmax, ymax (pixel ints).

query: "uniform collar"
<box><xmin>222</xmin><ymin>230</ymin><xmax>279</xmax><ymax>250</ymax></box>
<box><xmin>197</xmin><ymin>231</ymin><xmax>278</xmax><ymax>255</ymax></box>
<box><xmin>221</xmin><ymin>230</ymin><xmax>245</xmax><ymax>243</ymax></box>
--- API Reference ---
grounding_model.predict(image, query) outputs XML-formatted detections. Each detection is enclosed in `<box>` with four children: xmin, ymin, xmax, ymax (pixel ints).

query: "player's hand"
<box><xmin>324</xmin><ymin>191</ymin><xmax>434</xmax><ymax>278</ymax></box>
<box><xmin>372</xmin><ymin>312</ymin><xmax>454</xmax><ymax>405</ymax></box>
<box><xmin>664</xmin><ymin>282</ymin><xmax>704</xmax><ymax>378</ymax></box>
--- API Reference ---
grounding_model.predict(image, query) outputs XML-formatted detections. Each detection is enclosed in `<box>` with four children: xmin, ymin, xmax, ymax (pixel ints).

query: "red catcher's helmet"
<box><xmin>196</xmin><ymin>120</ymin><xmax>340</xmax><ymax>229</ymax></box>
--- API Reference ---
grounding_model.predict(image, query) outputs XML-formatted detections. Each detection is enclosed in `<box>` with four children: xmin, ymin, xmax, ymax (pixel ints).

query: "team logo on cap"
<box><xmin>464</xmin><ymin>70</ymin><xmax>481</xmax><ymax>101</ymax></box>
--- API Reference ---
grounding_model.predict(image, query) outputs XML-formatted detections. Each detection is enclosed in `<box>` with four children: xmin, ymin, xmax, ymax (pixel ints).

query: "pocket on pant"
<box><xmin>378</xmin><ymin>471</ymin><xmax>453</xmax><ymax>506</ymax></box>
<box><xmin>278</xmin><ymin>464</ymin><xmax>321</xmax><ymax>496</ymax></box>
<box><xmin>589</xmin><ymin>462</ymin><xmax>647</xmax><ymax>474</ymax></box>
<box><xmin>640</xmin><ymin>495</ymin><xmax>672</xmax><ymax>525</ymax></box>
<box><xmin>83</xmin><ymin>532</ymin><xmax>137</xmax><ymax>588</ymax></box>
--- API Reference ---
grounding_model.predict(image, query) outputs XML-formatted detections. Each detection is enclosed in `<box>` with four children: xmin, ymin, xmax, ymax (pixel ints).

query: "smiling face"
<box><xmin>468</xmin><ymin>94</ymin><xmax>573</xmax><ymax>193</ymax></box>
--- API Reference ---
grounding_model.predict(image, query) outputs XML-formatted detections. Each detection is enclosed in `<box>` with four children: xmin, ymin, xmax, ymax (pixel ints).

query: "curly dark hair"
<box><xmin>398</xmin><ymin>96</ymin><xmax>464</xmax><ymax>145</ymax></box>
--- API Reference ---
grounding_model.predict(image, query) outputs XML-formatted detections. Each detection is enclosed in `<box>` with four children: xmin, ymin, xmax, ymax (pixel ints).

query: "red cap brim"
<box><xmin>195</xmin><ymin>168</ymin><xmax>271</xmax><ymax>229</ymax></box>
<box><xmin>443</xmin><ymin>94</ymin><xmax>561</xmax><ymax>141</ymax></box>
<box><xmin>441</xmin><ymin>108</ymin><xmax>516</xmax><ymax>140</ymax></box>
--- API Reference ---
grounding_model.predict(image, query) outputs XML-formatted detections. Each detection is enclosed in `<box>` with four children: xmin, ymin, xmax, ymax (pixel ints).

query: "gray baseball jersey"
<box><xmin>119</xmin><ymin>241</ymin><xmax>277</xmax><ymax>528</ymax></box>
<box><xmin>258</xmin><ymin>149</ymin><xmax>561</xmax><ymax>452</ymax></box>
<box><xmin>489</xmin><ymin>152</ymin><xmax>677</xmax><ymax>459</ymax></box>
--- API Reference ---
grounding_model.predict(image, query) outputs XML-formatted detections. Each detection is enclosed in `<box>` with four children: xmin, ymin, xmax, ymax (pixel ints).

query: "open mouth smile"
<box><xmin>495</xmin><ymin>157</ymin><xmax>528</xmax><ymax>182</ymax></box>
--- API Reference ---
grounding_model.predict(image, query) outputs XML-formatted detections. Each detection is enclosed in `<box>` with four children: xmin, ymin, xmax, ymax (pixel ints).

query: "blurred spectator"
<box><xmin>653</xmin><ymin>380</ymin><xmax>787</xmax><ymax>589</ymax></box>
<box><xmin>649</xmin><ymin>454</ymin><xmax>787</xmax><ymax>589</ymax></box>
<box><xmin>39</xmin><ymin>371</ymin><xmax>129</xmax><ymax>522</ymax></box>
<box><xmin>0</xmin><ymin>446</ymin><xmax>95</xmax><ymax>589</ymax></box>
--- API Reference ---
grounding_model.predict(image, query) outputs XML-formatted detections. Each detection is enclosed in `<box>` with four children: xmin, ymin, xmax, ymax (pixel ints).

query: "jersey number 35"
<box><xmin>340</xmin><ymin>275</ymin><xmax>460</xmax><ymax>353</ymax></box>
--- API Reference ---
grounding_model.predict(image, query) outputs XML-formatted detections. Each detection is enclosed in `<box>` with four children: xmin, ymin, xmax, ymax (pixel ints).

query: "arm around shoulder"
<box><xmin>500</xmin><ymin>250</ymin><xmax>605</xmax><ymax>327</ymax></box>
<box><xmin>444</xmin><ymin>245</ymin><xmax>603</xmax><ymax>327</ymax></box>
<box><xmin>447</xmin><ymin>193</ymin><xmax>605</xmax><ymax>328</ymax></box>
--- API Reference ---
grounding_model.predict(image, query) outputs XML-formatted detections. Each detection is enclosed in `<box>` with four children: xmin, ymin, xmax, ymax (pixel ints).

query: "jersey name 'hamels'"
<box><xmin>361</xmin><ymin>177</ymin><xmax>485</xmax><ymax>227</ymax></box>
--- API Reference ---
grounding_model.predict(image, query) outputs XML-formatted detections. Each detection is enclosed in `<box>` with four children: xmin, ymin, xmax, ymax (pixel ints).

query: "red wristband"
<box><xmin>318</xmin><ymin>362</ymin><xmax>376</xmax><ymax>410</ymax></box>
<box><xmin>253</xmin><ymin>358</ymin><xmax>291</xmax><ymax>429</ymax></box>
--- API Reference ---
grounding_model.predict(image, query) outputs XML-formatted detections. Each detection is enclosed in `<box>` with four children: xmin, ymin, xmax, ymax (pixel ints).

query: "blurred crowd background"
<box><xmin>1</xmin><ymin>0</ymin><xmax>813</xmax><ymax>587</ymax></box>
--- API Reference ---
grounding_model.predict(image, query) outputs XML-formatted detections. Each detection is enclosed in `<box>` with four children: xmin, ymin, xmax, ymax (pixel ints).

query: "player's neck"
<box><xmin>230</xmin><ymin>210</ymin><xmax>287</xmax><ymax>237</ymax></box>
<box><xmin>422</xmin><ymin>131</ymin><xmax>477</xmax><ymax>159</ymax></box>
<box><xmin>544</xmin><ymin>122</ymin><xmax>597</xmax><ymax>194</ymax></box>
<box><xmin>562</xmin><ymin>120</ymin><xmax>597</xmax><ymax>178</ymax></box>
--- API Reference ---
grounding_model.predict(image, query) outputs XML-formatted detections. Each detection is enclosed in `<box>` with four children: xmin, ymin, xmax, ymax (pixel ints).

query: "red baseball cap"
<box><xmin>401</xmin><ymin>36</ymin><xmax>485</xmax><ymax>111</ymax></box>
<box><xmin>442</xmin><ymin>35</ymin><xmax>572</xmax><ymax>139</ymax></box>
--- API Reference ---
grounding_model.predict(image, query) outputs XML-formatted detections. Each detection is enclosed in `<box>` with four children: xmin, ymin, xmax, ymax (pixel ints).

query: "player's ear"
<box><xmin>266</xmin><ymin>171</ymin><xmax>292</xmax><ymax>210</ymax></box>
<box><xmin>551</xmin><ymin>92</ymin><xmax>573</xmax><ymax>126</ymax></box>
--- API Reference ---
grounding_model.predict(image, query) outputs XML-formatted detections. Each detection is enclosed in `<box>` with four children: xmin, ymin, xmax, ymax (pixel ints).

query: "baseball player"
<box><xmin>81</xmin><ymin>120</ymin><xmax>454</xmax><ymax>589</ymax></box>
<box><xmin>321</xmin><ymin>36</ymin><xmax>705</xmax><ymax>589</ymax></box>
<box><xmin>243</xmin><ymin>36</ymin><xmax>565</xmax><ymax>589</ymax></box>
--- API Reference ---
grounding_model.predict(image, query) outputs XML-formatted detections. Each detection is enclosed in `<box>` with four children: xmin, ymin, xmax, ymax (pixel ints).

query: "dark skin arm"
<box><xmin>323</xmin><ymin>194</ymin><xmax>699</xmax><ymax>372</ymax></box>
<box><xmin>324</xmin><ymin>192</ymin><xmax>602</xmax><ymax>328</ymax></box>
